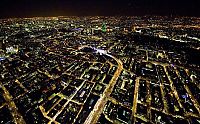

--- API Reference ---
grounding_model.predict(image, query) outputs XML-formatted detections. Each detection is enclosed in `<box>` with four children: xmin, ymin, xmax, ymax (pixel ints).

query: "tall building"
<box><xmin>102</xmin><ymin>23</ymin><xmax>106</xmax><ymax>33</ymax></box>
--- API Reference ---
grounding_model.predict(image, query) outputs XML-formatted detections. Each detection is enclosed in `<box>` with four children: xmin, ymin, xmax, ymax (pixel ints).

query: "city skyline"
<box><xmin>0</xmin><ymin>1</ymin><xmax>199</xmax><ymax>123</ymax></box>
<box><xmin>0</xmin><ymin>16</ymin><xmax>199</xmax><ymax>124</ymax></box>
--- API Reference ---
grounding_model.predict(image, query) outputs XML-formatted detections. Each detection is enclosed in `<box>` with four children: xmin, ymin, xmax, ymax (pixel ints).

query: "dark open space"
<box><xmin>0</xmin><ymin>0</ymin><xmax>200</xmax><ymax>18</ymax></box>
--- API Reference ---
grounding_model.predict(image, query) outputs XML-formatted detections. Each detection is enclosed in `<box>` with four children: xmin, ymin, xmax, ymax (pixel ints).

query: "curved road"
<box><xmin>81</xmin><ymin>46</ymin><xmax>123</xmax><ymax>124</ymax></box>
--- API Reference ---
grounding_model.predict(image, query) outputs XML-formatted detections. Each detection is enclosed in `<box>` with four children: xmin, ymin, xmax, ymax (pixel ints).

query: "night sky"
<box><xmin>0</xmin><ymin>0</ymin><xmax>199</xmax><ymax>18</ymax></box>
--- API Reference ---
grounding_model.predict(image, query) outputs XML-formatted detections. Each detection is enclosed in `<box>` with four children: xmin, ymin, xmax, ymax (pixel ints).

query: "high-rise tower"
<box><xmin>102</xmin><ymin>22</ymin><xmax>106</xmax><ymax>33</ymax></box>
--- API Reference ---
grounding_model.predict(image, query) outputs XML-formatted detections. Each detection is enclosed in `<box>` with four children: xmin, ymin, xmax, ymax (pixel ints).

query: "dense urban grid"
<box><xmin>0</xmin><ymin>16</ymin><xmax>200</xmax><ymax>124</ymax></box>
